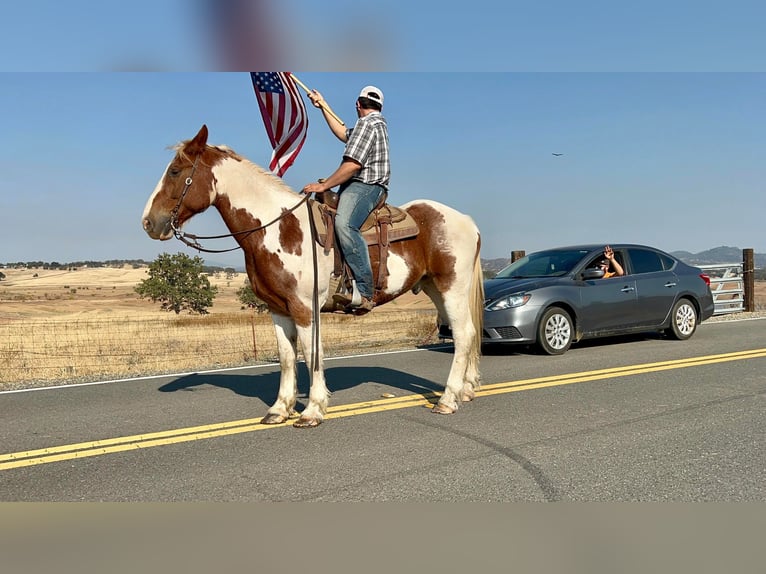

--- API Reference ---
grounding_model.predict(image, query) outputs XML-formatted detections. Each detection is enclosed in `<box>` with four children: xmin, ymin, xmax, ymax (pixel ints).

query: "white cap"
<box><xmin>358</xmin><ymin>85</ymin><xmax>384</xmax><ymax>107</ymax></box>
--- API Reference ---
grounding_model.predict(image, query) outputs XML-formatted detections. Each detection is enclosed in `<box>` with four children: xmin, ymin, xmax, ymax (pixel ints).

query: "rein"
<box><xmin>169</xmin><ymin>155</ymin><xmax>310</xmax><ymax>254</ymax></box>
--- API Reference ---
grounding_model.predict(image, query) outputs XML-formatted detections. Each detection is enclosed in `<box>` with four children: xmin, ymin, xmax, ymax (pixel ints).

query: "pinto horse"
<box><xmin>142</xmin><ymin>125</ymin><xmax>484</xmax><ymax>427</ymax></box>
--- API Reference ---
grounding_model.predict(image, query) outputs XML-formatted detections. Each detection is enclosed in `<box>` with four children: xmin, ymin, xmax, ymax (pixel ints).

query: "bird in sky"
<box><xmin>552</xmin><ymin>153</ymin><xmax>563</xmax><ymax>156</ymax></box>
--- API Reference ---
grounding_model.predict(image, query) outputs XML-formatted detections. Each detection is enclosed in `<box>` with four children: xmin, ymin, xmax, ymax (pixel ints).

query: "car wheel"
<box><xmin>666</xmin><ymin>298</ymin><xmax>698</xmax><ymax>340</ymax></box>
<box><xmin>536</xmin><ymin>306</ymin><xmax>573</xmax><ymax>355</ymax></box>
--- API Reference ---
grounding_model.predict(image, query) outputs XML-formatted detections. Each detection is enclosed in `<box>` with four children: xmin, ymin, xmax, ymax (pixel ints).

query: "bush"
<box><xmin>134</xmin><ymin>252</ymin><xmax>218</xmax><ymax>314</ymax></box>
<box><xmin>236</xmin><ymin>278</ymin><xmax>269</xmax><ymax>312</ymax></box>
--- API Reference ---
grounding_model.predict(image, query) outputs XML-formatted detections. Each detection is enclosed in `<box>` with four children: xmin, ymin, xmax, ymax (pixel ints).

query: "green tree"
<box><xmin>135</xmin><ymin>252</ymin><xmax>218</xmax><ymax>314</ymax></box>
<box><xmin>236</xmin><ymin>278</ymin><xmax>269</xmax><ymax>312</ymax></box>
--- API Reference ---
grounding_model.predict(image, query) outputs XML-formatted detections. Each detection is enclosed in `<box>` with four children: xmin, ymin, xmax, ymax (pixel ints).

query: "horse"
<box><xmin>141</xmin><ymin>124</ymin><xmax>484</xmax><ymax>427</ymax></box>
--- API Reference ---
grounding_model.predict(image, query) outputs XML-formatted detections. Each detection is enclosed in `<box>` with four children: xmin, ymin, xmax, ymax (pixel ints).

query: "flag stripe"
<box><xmin>251</xmin><ymin>72</ymin><xmax>308</xmax><ymax>176</ymax></box>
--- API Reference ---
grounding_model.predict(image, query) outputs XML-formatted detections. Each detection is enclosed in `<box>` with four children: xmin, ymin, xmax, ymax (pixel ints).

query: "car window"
<box><xmin>586</xmin><ymin>256</ymin><xmax>602</xmax><ymax>269</ymax></box>
<box><xmin>495</xmin><ymin>250</ymin><xmax>588</xmax><ymax>278</ymax></box>
<box><xmin>627</xmin><ymin>249</ymin><xmax>666</xmax><ymax>274</ymax></box>
<box><xmin>585</xmin><ymin>252</ymin><xmax>625</xmax><ymax>270</ymax></box>
<box><xmin>659</xmin><ymin>253</ymin><xmax>676</xmax><ymax>270</ymax></box>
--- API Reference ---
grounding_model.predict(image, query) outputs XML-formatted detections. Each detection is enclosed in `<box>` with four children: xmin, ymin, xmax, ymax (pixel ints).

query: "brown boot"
<box><xmin>332</xmin><ymin>292</ymin><xmax>353</xmax><ymax>307</ymax></box>
<box><xmin>351</xmin><ymin>296</ymin><xmax>375</xmax><ymax>315</ymax></box>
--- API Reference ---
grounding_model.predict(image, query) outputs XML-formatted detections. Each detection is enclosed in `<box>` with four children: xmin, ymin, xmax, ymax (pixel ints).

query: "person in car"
<box><xmin>598</xmin><ymin>245</ymin><xmax>625</xmax><ymax>278</ymax></box>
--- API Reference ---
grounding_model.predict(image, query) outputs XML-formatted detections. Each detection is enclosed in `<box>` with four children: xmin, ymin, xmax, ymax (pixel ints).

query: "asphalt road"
<box><xmin>1</xmin><ymin>318</ymin><xmax>764</xmax><ymax>501</ymax></box>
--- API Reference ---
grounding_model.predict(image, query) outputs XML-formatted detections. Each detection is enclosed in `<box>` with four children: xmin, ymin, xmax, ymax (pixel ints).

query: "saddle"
<box><xmin>308</xmin><ymin>189</ymin><xmax>420</xmax><ymax>312</ymax></box>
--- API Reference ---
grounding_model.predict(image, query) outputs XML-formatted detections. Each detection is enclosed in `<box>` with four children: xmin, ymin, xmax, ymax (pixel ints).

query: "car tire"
<box><xmin>666</xmin><ymin>298</ymin><xmax>698</xmax><ymax>340</ymax></box>
<box><xmin>536</xmin><ymin>306</ymin><xmax>573</xmax><ymax>355</ymax></box>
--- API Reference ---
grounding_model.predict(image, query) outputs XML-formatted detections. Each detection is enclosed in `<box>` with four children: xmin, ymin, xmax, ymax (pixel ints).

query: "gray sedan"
<box><xmin>439</xmin><ymin>244</ymin><xmax>715</xmax><ymax>355</ymax></box>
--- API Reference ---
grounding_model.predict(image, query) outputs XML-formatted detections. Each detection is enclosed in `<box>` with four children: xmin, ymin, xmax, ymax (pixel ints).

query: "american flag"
<box><xmin>251</xmin><ymin>72</ymin><xmax>308</xmax><ymax>176</ymax></box>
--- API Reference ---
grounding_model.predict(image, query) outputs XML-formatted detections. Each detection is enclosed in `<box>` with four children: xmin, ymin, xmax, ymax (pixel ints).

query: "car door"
<box><xmin>579</xmin><ymin>274</ymin><xmax>638</xmax><ymax>334</ymax></box>
<box><xmin>625</xmin><ymin>248</ymin><xmax>679</xmax><ymax>327</ymax></box>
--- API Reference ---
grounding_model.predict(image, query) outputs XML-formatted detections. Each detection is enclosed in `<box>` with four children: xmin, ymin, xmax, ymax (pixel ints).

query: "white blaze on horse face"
<box><xmin>142</xmin><ymin>159</ymin><xmax>176</xmax><ymax>239</ymax></box>
<box><xmin>142</xmin><ymin>160</ymin><xmax>172</xmax><ymax>220</ymax></box>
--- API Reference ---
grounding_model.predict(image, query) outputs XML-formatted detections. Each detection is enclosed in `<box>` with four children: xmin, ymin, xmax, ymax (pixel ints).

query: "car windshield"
<box><xmin>494</xmin><ymin>249</ymin><xmax>590</xmax><ymax>278</ymax></box>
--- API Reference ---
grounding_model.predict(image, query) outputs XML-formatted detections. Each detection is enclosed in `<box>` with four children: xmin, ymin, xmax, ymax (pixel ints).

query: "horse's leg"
<box><xmin>292</xmin><ymin>322</ymin><xmax>329</xmax><ymax>428</ymax></box>
<box><xmin>460</xmin><ymin>257</ymin><xmax>484</xmax><ymax>401</ymax></box>
<box><xmin>423</xmin><ymin>282</ymin><xmax>478</xmax><ymax>414</ymax></box>
<box><xmin>261</xmin><ymin>314</ymin><xmax>300</xmax><ymax>425</ymax></box>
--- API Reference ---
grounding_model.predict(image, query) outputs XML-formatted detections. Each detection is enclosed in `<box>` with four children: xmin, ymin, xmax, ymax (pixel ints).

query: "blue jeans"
<box><xmin>335</xmin><ymin>180</ymin><xmax>385</xmax><ymax>299</ymax></box>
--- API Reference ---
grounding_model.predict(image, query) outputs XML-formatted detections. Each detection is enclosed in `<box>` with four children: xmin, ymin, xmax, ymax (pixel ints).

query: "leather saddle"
<box><xmin>307</xmin><ymin>189</ymin><xmax>420</xmax><ymax>312</ymax></box>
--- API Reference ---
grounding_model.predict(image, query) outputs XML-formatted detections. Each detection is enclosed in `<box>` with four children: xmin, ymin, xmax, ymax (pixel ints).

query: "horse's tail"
<box><xmin>468</xmin><ymin>238</ymin><xmax>485</xmax><ymax>373</ymax></box>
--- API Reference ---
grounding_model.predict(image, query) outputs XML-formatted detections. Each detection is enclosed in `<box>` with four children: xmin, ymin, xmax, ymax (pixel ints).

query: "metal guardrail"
<box><xmin>698</xmin><ymin>263</ymin><xmax>744</xmax><ymax>315</ymax></box>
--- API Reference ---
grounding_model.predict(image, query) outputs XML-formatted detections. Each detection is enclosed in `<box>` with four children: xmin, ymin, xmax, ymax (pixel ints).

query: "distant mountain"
<box><xmin>481</xmin><ymin>258</ymin><xmax>512</xmax><ymax>277</ymax></box>
<box><xmin>2</xmin><ymin>246</ymin><xmax>761</xmax><ymax>277</ymax></box>
<box><xmin>669</xmin><ymin>246</ymin><xmax>766</xmax><ymax>267</ymax></box>
<box><xmin>203</xmin><ymin>259</ymin><xmax>245</xmax><ymax>272</ymax></box>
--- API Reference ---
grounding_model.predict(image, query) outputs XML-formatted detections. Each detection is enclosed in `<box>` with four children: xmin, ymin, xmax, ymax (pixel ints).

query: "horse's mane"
<box><xmin>170</xmin><ymin>141</ymin><xmax>243</xmax><ymax>161</ymax></box>
<box><xmin>170</xmin><ymin>140</ymin><xmax>295</xmax><ymax>193</ymax></box>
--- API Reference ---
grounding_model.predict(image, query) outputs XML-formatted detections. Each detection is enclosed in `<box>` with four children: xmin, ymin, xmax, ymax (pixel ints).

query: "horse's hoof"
<box><xmin>462</xmin><ymin>388</ymin><xmax>476</xmax><ymax>402</ymax></box>
<box><xmin>261</xmin><ymin>412</ymin><xmax>288</xmax><ymax>425</ymax></box>
<box><xmin>293</xmin><ymin>416</ymin><xmax>322</xmax><ymax>428</ymax></box>
<box><xmin>431</xmin><ymin>402</ymin><xmax>456</xmax><ymax>415</ymax></box>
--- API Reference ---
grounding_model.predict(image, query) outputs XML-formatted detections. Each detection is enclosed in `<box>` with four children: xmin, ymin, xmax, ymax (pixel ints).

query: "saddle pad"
<box><xmin>309</xmin><ymin>200</ymin><xmax>420</xmax><ymax>248</ymax></box>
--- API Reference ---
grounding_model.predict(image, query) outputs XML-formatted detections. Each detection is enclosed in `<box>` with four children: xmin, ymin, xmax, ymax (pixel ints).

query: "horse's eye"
<box><xmin>168</xmin><ymin>168</ymin><xmax>181</xmax><ymax>178</ymax></box>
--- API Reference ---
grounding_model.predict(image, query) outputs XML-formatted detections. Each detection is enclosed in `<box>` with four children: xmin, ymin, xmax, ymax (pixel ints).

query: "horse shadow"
<box><xmin>157</xmin><ymin>364</ymin><xmax>445</xmax><ymax>407</ymax></box>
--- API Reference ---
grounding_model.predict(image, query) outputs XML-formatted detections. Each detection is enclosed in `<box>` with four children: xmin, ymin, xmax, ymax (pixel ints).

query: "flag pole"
<box><xmin>290</xmin><ymin>74</ymin><xmax>346</xmax><ymax>126</ymax></box>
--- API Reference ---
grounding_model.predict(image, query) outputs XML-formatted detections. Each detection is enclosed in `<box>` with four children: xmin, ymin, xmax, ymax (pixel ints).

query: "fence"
<box><xmin>0</xmin><ymin>309</ymin><xmax>439</xmax><ymax>389</ymax></box>
<box><xmin>698</xmin><ymin>263</ymin><xmax>744</xmax><ymax>315</ymax></box>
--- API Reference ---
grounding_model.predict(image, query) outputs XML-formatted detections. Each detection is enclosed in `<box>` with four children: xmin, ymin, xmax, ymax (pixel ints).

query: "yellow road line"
<box><xmin>2</xmin><ymin>348</ymin><xmax>765</xmax><ymax>471</ymax></box>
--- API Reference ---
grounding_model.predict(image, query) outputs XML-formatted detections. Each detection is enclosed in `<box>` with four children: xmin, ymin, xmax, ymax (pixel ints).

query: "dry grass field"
<box><xmin>0</xmin><ymin>265</ymin><xmax>439</xmax><ymax>390</ymax></box>
<box><xmin>0</xmin><ymin>265</ymin><xmax>436</xmax><ymax>319</ymax></box>
<box><xmin>1</xmin><ymin>265</ymin><xmax>764</xmax><ymax>390</ymax></box>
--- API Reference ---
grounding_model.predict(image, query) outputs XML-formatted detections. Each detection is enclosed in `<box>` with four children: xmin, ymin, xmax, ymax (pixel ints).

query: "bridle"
<box><xmin>168</xmin><ymin>153</ymin><xmax>310</xmax><ymax>254</ymax></box>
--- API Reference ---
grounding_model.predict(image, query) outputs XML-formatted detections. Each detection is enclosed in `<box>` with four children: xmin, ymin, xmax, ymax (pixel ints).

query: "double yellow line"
<box><xmin>2</xmin><ymin>348</ymin><xmax>765</xmax><ymax>471</ymax></box>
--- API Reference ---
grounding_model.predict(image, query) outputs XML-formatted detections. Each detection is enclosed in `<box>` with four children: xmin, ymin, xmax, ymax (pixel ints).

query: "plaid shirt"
<box><xmin>343</xmin><ymin>112</ymin><xmax>390</xmax><ymax>190</ymax></box>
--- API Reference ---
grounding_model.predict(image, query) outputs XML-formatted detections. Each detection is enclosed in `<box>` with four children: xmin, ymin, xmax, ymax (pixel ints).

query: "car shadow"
<box><xmin>476</xmin><ymin>331</ymin><xmax>668</xmax><ymax>356</ymax></box>
<box><xmin>157</xmin><ymin>364</ymin><xmax>444</xmax><ymax>406</ymax></box>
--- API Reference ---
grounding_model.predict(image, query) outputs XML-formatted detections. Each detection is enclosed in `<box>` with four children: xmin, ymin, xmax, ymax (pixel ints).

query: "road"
<box><xmin>1</xmin><ymin>318</ymin><xmax>764</xmax><ymax>501</ymax></box>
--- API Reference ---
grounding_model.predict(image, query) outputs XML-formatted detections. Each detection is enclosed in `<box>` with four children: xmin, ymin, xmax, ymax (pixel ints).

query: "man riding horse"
<box><xmin>301</xmin><ymin>85</ymin><xmax>389</xmax><ymax>315</ymax></box>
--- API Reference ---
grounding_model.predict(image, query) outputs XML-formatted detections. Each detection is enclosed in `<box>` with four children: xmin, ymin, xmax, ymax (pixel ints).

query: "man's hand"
<box><xmin>302</xmin><ymin>182</ymin><xmax>326</xmax><ymax>195</ymax></box>
<box><xmin>303</xmin><ymin>161</ymin><xmax>361</xmax><ymax>195</ymax></box>
<box><xmin>307</xmin><ymin>90</ymin><xmax>324</xmax><ymax>109</ymax></box>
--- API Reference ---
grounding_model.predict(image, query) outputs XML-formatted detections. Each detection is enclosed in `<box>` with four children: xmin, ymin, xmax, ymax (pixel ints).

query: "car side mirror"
<box><xmin>582</xmin><ymin>268</ymin><xmax>605</xmax><ymax>280</ymax></box>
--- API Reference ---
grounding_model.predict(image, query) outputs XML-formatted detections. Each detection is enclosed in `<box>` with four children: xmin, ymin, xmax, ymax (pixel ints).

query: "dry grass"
<box><xmin>0</xmin><ymin>265</ymin><xmax>438</xmax><ymax>390</ymax></box>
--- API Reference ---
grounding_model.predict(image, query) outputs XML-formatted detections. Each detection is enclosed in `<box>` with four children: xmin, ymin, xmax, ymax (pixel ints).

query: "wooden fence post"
<box><xmin>511</xmin><ymin>250</ymin><xmax>525</xmax><ymax>262</ymax></box>
<box><xmin>743</xmin><ymin>248</ymin><xmax>754</xmax><ymax>312</ymax></box>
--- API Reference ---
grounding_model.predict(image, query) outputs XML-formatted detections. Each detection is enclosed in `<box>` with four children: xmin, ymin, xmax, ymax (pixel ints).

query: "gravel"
<box><xmin>704</xmin><ymin>311</ymin><xmax>766</xmax><ymax>323</ymax></box>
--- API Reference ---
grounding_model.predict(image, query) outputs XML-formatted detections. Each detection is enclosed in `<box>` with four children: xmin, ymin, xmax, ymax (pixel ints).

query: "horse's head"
<box><xmin>142</xmin><ymin>124</ymin><xmax>217</xmax><ymax>241</ymax></box>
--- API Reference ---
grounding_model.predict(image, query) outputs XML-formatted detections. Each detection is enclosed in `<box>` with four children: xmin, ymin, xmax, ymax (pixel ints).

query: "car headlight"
<box><xmin>487</xmin><ymin>293</ymin><xmax>531</xmax><ymax>311</ymax></box>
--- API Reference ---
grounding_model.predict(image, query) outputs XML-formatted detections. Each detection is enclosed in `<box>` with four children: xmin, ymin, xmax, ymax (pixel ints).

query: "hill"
<box><xmin>669</xmin><ymin>246</ymin><xmax>766</xmax><ymax>267</ymax></box>
<box><xmin>1</xmin><ymin>245</ymin><xmax>762</xmax><ymax>281</ymax></box>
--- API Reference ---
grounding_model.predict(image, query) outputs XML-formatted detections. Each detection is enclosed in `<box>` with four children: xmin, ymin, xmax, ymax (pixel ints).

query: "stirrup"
<box><xmin>332</xmin><ymin>280</ymin><xmax>363</xmax><ymax>307</ymax></box>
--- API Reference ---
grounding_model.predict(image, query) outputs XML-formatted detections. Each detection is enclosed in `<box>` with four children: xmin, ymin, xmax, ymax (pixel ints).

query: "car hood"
<box><xmin>484</xmin><ymin>276</ymin><xmax>564</xmax><ymax>301</ymax></box>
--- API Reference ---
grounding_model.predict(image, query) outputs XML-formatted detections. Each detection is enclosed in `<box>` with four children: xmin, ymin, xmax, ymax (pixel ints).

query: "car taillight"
<box><xmin>700</xmin><ymin>273</ymin><xmax>711</xmax><ymax>286</ymax></box>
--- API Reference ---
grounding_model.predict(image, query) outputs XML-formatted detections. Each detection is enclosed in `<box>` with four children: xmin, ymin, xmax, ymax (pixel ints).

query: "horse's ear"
<box><xmin>186</xmin><ymin>124</ymin><xmax>209</xmax><ymax>155</ymax></box>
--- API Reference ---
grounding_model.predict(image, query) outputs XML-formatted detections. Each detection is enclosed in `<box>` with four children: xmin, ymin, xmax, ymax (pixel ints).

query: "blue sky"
<box><xmin>1</xmin><ymin>1</ymin><xmax>765</xmax><ymax>267</ymax></box>
<box><xmin>2</xmin><ymin>1</ymin><xmax>766</xmax><ymax>72</ymax></box>
<box><xmin>1</xmin><ymin>72</ymin><xmax>763</xmax><ymax>268</ymax></box>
